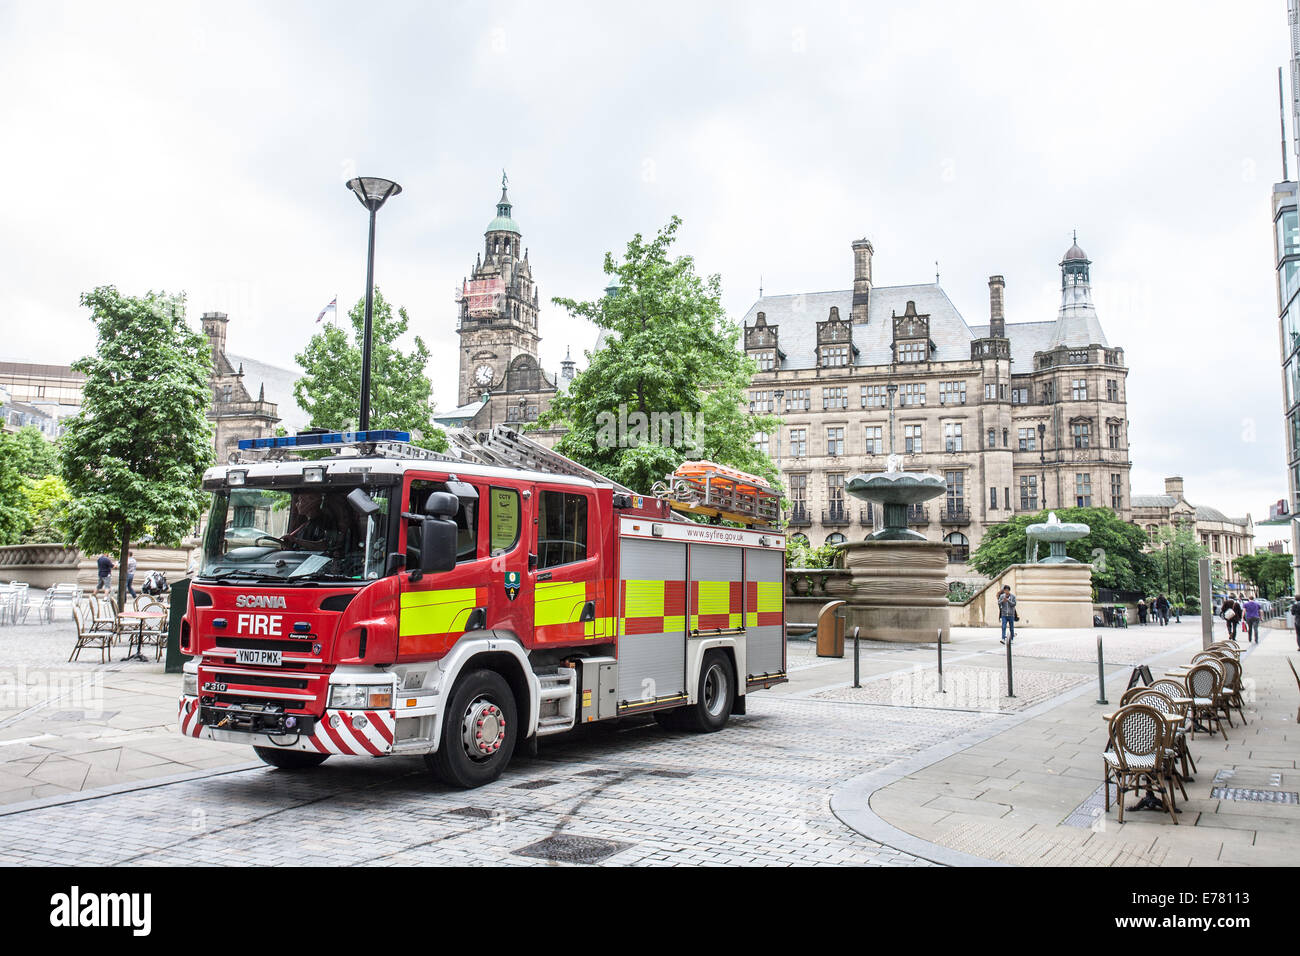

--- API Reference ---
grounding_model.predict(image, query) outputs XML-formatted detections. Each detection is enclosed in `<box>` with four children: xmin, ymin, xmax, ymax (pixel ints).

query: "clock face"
<box><xmin>474</xmin><ymin>364</ymin><xmax>494</xmax><ymax>386</ymax></box>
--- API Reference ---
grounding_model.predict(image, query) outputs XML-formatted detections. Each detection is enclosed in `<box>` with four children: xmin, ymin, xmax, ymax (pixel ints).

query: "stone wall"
<box><xmin>0</xmin><ymin>543</ymin><xmax>195</xmax><ymax>590</ymax></box>
<box><xmin>949</xmin><ymin>562</ymin><xmax>1093</xmax><ymax>628</ymax></box>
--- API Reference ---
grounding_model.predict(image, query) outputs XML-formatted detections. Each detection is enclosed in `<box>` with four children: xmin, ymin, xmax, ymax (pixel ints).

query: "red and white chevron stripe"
<box><xmin>178</xmin><ymin>696</ymin><xmax>203</xmax><ymax>738</ymax></box>
<box><xmin>306</xmin><ymin>709</ymin><xmax>396</xmax><ymax>756</ymax></box>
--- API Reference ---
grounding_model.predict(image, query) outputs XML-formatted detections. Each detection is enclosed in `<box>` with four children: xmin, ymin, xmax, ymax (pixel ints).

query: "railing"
<box><xmin>906</xmin><ymin>505</ymin><xmax>928</xmax><ymax>524</ymax></box>
<box><xmin>858</xmin><ymin>506</ymin><xmax>875</xmax><ymax>526</ymax></box>
<box><xmin>946</xmin><ymin>546</ymin><xmax>970</xmax><ymax>563</ymax></box>
<box><xmin>940</xmin><ymin>507</ymin><xmax>971</xmax><ymax>525</ymax></box>
<box><xmin>822</xmin><ymin>507</ymin><xmax>849</xmax><ymax>527</ymax></box>
<box><xmin>787</xmin><ymin>508</ymin><xmax>812</xmax><ymax>528</ymax></box>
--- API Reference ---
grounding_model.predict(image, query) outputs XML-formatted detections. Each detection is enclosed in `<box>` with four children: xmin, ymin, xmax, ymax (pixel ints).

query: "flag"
<box><xmin>315</xmin><ymin>296</ymin><xmax>337</xmax><ymax>323</ymax></box>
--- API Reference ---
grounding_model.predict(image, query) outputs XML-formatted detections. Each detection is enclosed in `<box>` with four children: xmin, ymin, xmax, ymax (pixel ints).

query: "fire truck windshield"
<box><xmin>198</xmin><ymin>485</ymin><xmax>392</xmax><ymax>584</ymax></box>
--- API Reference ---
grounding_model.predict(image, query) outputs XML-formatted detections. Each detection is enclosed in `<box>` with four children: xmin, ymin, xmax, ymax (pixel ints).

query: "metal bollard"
<box><xmin>937</xmin><ymin>628</ymin><xmax>945</xmax><ymax>694</ymax></box>
<box><xmin>1005</xmin><ymin>632</ymin><xmax>1015</xmax><ymax>699</ymax></box>
<box><xmin>1096</xmin><ymin>633</ymin><xmax>1108</xmax><ymax>705</ymax></box>
<box><xmin>853</xmin><ymin>626</ymin><xmax>861</xmax><ymax>688</ymax></box>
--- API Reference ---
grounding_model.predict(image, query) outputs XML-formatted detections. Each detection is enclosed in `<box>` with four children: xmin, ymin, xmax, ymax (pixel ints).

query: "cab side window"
<box><xmin>408</xmin><ymin>480</ymin><xmax>479</xmax><ymax>564</ymax></box>
<box><xmin>488</xmin><ymin>486</ymin><xmax>521</xmax><ymax>555</ymax></box>
<box><xmin>537</xmin><ymin>490</ymin><xmax>588</xmax><ymax>568</ymax></box>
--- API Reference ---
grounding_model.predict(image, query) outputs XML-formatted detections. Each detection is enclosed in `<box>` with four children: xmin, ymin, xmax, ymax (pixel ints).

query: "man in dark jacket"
<box><xmin>1222</xmin><ymin>595</ymin><xmax>1242</xmax><ymax>639</ymax></box>
<box><xmin>1291</xmin><ymin>596</ymin><xmax>1300</xmax><ymax>650</ymax></box>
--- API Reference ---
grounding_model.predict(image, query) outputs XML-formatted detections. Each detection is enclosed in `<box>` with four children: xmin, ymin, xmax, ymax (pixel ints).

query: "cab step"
<box><xmin>535</xmin><ymin>667</ymin><xmax>577</xmax><ymax>736</ymax></box>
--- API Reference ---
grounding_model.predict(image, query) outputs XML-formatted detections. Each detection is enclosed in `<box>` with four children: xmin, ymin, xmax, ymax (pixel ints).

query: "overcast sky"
<box><xmin>0</xmin><ymin>1</ymin><xmax>1294</xmax><ymax>531</ymax></box>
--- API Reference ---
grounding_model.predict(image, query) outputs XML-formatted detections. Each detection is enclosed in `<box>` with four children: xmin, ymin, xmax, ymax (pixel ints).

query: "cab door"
<box><xmin>530</xmin><ymin>484</ymin><xmax>608</xmax><ymax>647</ymax></box>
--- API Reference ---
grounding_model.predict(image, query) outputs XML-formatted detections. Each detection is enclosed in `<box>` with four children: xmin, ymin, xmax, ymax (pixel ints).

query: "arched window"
<box><xmin>790</xmin><ymin>533</ymin><xmax>809</xmax><ymax>547</ymax></box>
<box><xmin>944</xmin><ymin>531</ymin><xmax>969</xmax><ymax>563</ymax></box>
<box><xmin>826</xmin><ymin>533</ymin><xmax>846</xmax><ymax>545</ymax></box>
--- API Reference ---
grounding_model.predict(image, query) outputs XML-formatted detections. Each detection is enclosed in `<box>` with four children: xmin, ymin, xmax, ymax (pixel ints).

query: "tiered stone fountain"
<box><xmin>825</xmin><ymin>455</ymin><xmax>951</xmax><ymax>643</ymax></box>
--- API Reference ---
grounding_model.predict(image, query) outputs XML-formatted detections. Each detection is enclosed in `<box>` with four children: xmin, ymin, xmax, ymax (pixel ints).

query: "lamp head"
<box><xmin>346</xmin><ymin>177</ymin><xmax>402</xmax><ymax>212</ymax></box>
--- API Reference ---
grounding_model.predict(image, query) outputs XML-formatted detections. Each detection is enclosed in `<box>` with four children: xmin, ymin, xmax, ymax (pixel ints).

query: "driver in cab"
<box><xmin>282</xmin><ymin>492</ymin><xmax>335</xmax><ymax>551</ymax></box>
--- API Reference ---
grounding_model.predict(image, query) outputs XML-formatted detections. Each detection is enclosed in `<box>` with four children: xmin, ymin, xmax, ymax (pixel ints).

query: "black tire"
<box><xmin>426</xmin><ymin>669</ymin><xmax>517</xmax><ymax>789</ymax></box>
<box><xmin>680</xmin><ymin>651</ymin><xmax>734</xmax><ymax>733</ymax></box>
<box><xmin>254</xmin><ymin>746</ymin><xmax>330</xmax><ymax>770</ymax></box>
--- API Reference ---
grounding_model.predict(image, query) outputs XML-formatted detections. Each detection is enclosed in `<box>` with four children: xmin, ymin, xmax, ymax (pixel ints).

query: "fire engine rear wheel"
<box><xmin>426</xmin><ymin>669</ymin><xmax>517</xmax><ymax>789</ymax></box>
<box><xmin>254</xmin><ymin>747</ymin><xmax>330</xmax><ymax>770</ymax></box>
<box><xmin>681</xmin><ymin>651</ymin><xmax>734</xmax><ymax>733</ymax></box>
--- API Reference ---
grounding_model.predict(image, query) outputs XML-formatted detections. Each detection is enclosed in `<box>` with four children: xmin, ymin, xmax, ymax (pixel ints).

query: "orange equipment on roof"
<box><xmin>652</xmin><ymin>460</ymin><xmax>780</xmax><ymax>528</ymax></box>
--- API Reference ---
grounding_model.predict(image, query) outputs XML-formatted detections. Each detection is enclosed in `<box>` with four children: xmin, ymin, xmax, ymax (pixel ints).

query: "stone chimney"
<box><xmin>201</xmin><ymin>312</ymin><xmax>228</xmax><ymax>363</ymax></box>
<box><xmin>988</xmin><ymin>275</ymin><xmax>1006</xmax><ymax>338</ymax></box>
<box><xmin>1164</xmin><ymin>476</ymin><xmax>1184</xmax><ymax>499</ymax></box>
<box><xmin>851</xmin><ymin>238</ymin><xmax>873</xmax><ymax>325</ymax></box>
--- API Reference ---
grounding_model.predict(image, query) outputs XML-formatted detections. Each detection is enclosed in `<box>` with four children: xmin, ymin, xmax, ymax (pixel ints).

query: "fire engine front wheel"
<box><xmin>254</xmin><ymin>747</ymin><xmax>330</xmax><ymax>770</ymax></box>
<box><xmin>681</xmin><ymin>651</ymin><xmax>734</xmax><ymax>733</ymax></box>
<box><xmin>426</xmin><ymin>669</ymin><xmax>517</xmax><ymax>789</ymax></box>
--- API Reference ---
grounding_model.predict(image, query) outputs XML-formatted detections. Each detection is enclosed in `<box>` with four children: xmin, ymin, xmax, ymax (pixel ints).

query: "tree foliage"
<box><xmin>970</xmin><ymin>507</ymin><xmax>1157</xmax><ymax>592</ymax></box>
<box><xmin>1148</xmin><ymin>523</ymin><xmax>1216</xmax><ymax>599</ymax></box>
<box><xmin>535</xmin><ymin>216</ymin><xmax>779</xmax><ymax>494</ymax></box>
<box><xmin>293</xmin><ymin>289</ymin><xmax>446</xmax><ymax>451</ymax></box>
<box><xmin>1234</xmin><ymin>550</ymin><xmax>1294</xmax><ymax>599</ymax></box>
<box><xmin>0</xmin><ymin>432</ymin><xmax>27</xmax><ymax>545</ymax></box>
<box><xmin>20</xmin><ymin>475</ymin><xmax>70</xmax><ymax>544</ymax></box>
<box><xmin>61</xmin><ymin>287</ymin><xmax>216</xmax><ymax>604</ymax></box>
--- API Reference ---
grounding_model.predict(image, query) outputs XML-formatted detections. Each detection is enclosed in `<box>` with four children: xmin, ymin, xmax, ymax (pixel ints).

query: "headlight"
<box><xmin>329</xmin><ymin>684</ymin><xmax>392</xmax><ymax>709</ymax></box>
<box><xmin>227</xmin><ymin>470</ymin><xmax>247</xmax><ymax>487</ymax></box>
<box><xmin>182</xmin><ymin>674</ymin><xmax>197</xmax><ymax>697</ymax></box>
<box><xmin>303</xmin><ymin>466</ymin><xmax>325</xmax><ymax>483</ymax></box>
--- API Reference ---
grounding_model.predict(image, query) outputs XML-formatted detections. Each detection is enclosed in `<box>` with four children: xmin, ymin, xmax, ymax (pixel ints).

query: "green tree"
<box><xmin>970</xmin><ymin>507</ymin><xmax>1157</xmax><ymax>592</ymax></box>
<box><xmin>8</xmin><ymin>425</ymin><xmax>59</xmax><ymax>478</ymax></box>
<box><xmin>1234</xmin><ymin>550</ymin><xmax>1294</xmax><ymax>599</ymax></box>
<box><xmin>20</xmin><ymin>474</ymin><xmax>70</xmax><ymax>544</ymax></box>
<box><xmin>1150</xmin><ymin>523</ymin><xmax>1212</xmax><ymax>601</ymax></box>
<box><xmin>293</xmin><ymin>289</ymin><xmax>447</xmax><ymax>451</ymax></box>
<box><xmin>0</xmin><ymin>432</ymin><xmax>28</xmax><ymax>544</ymax></box>
<box><xmin>535</xmin><ymin>216</ymin><xmax>779</xmax><ymax>494</ymax></box>
<box><xmin>61</xmin><ymin>287</ymin><xmax>215</xmax><ymax>606</ymax></box>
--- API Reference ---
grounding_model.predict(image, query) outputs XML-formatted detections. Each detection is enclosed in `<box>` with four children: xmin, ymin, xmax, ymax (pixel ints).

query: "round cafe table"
<box><xmin>118</xmin><ymin>610</ymin><xmax>166</xmax><ymax>662</ymax></box>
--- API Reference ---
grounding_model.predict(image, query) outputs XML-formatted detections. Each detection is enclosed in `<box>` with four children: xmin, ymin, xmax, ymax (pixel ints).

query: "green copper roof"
<box><xmin>485</xmin><ymin>184</ymin><xmax>519</xmax><ymax>234</ymax></box>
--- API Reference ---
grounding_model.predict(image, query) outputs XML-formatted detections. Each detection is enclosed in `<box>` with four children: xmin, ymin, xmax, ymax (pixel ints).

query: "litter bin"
<box><xmin>164</xmin><ymin>577</ymin><xmax>191</xmax><ymax>674</ymax></box>
<box><xmin>816</xmin><ymin>600</ymin><xmax>846</xmax><ymax>658</ymax></box>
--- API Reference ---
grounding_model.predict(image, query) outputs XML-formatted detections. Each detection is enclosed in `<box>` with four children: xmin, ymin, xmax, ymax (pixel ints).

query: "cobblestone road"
<box><xmin>0</xmin><ymin>694</ymin><xmax>995</xmax><ymax>866</ymax></box>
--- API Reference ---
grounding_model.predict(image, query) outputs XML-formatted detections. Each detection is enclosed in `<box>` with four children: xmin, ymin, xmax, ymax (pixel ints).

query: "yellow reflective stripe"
<box><xmin>623</xmin><ymin>580</ymin><xmax>665</xmax><ymax>617</ymax></box>
<box><xmin>745</xmin><ymin>611</ymin><xmax>757</xmax><ymax>626</ymax></box>
<box><xmin>756</xmin><ymin>582</ymin><xmax>783</xmax><ymax>613</ymax></box>
<box><xmin>535</xmin><ymin>580</ymin><xmax>588</xmax><ymax>626</ymax></box>
<box><xmin>583</xmin><ymin>616</ymin><xmax>613</xmax><ymax>639</ymax></box>
<box><xmin>664</xmin><ymin>615</ymin><xmax>685</xmax><ymax>633</ymax></box>
<box><xmin>696</xmin><ymin>581</ymin><xmax>730</xmax><ymax>615</ymax></box>
<box><xmin>399</xmin><ymin>588</ymin><xmax>479</xmax><ymax>637</ymax></box>
<box><xmin>729</xmin><ymin>613</ymin><xmax>742</xmax><ymax>629</ymax></box>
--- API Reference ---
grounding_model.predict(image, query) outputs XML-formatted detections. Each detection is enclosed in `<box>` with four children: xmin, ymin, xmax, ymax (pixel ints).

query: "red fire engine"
<box><xmin>179</xmin><ymin>428</ymin><xmax>786</xmax><ymax>788</ymax></box>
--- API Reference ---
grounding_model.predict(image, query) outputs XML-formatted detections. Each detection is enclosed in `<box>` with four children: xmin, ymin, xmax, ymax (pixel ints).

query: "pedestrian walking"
<box><xmin>1290</xmin><ymin>596</ymin><xmax>1300</xmax><ymax>650</ymax></box>
<box><xmin>1155</xmin><ymin>593</ymin><xmax>1170</xmax><ymax>626</ymax></box>
<box><xmin>1243</xmin><ymin>594</ymin><xmax>1261</xmax><ymax>643</ymax></box>
<box><xmin>1137</xmin><ymin>597</ymin><xmax>1147</xmax><ymax>625</ymax></box>
<box><xmin>998</xmin><ymin>585</ymin><xmax>1017</xmax><ymax>645</ymax></box>
<box><xmin>95</xmin><ymin>554</ymin><xmax>114</xmax><ymax>594</ymax></box>
<box><xmin>125</xmin><ymin>551</ymin><xmax>138</xmax><ymax>599</ymax></box>
<box><xmin>1221</xmin><ymin>595</ymin><xmax>1242</xmax><ymax>639</ymax></box>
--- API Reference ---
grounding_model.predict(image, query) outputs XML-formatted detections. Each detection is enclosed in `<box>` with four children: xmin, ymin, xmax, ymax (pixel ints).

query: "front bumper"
<box><xmin>179</xmin><ymin>695</ymin><xmax>395</xmax><ymax>755</ymax></box>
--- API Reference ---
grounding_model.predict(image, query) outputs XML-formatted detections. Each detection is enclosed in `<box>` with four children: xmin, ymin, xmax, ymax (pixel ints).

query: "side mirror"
<box><xmin>425</xmin><ymin>491</ymin><xmax>459</xmax><ymax>520</ymax></box>
<box><xmin>420</xmin><ymin>517</ymin><xmax>457</xmax><ymax>573</ymax></box>
<box><xmin>347</xmin><ymin>488</ymin><xmax>380</xmax><ymax>517</ymax></box>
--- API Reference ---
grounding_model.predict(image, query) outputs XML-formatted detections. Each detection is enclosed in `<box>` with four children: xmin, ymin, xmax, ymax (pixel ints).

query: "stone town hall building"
<box><xmin>742</xmin><ymin>237</ymin><xmax>1131</xmax><ymax>579</ymax></box>
<box><xmin>442</xmin><ymin>180</ymin><xmax>569</xmax><ymax>432</ymax></box>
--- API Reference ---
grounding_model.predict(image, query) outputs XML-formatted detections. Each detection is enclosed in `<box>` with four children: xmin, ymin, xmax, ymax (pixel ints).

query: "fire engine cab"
<box><xmin>179</xmin><ymin>428</ymin><xmax>787</xmax><ymax>788</ymax></box>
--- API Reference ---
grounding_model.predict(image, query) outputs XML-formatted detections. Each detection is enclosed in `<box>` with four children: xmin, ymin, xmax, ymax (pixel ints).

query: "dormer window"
<box><xmin>822</xmin><ymin>345</ymin><xmax>849</xmax><ymax>367</ymax></box>
<box><xmin>898</xmin><ymin>341</ymin><xmax>926</xmax><ymax>363</ymax></box>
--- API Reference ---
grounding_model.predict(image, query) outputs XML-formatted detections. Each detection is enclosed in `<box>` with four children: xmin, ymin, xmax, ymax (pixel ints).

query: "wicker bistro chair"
<box><xmin>1184</xmin><ymin>663</ymin><xmax>1227</xmax><ymax>741</ymax></box>
<box><xmin>1119</xmin><ymin>688</ymin><xmax>1190</xmax><ymax>800</ymax></box>
<box><xmin>1103</xmin><ymin>704</ymin><xmax>1181</xmax><ymax>824</ymax></box>
<box><xmin>69</xmin><ymin>603</ymin><xmax>112</xmax><ymax>663</ymax></box>
<box><xmin>138</xmin><ymin>602</ymin><xmax>168</xmax><ymax>661</ymax></box>
<box><xmin>82</xmin><ymin>596</ymin><xmax>116</xmax><ymax>635</ymax></box>
<box><xmin>1148</xmin><ymin>678</ymin><xmax>1199</xmax><ymax>778</ymax></box>
<box><xmin>1191</xmin><ymin>655</ymin><xmax>1241</xmax><ymax>729</ymax></box>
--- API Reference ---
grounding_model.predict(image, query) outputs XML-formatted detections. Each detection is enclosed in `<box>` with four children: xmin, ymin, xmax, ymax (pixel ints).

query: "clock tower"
<box><xmin>455</xmin><ymin>174</ymin><xmax>557</xmax><ymax>425</ymax></box>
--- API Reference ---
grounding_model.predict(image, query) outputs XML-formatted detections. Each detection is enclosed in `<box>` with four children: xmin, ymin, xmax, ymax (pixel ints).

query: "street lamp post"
<box><xmin>1037</xmin><ymin>422</ymin><xmax>1046</xmax><ymax>510</ymax></box>
<box><xmin>887</xmin><ymin>383</ymin><xmax>899</xmax><ymax>454</ymax></box>
<box><xmin>345</xmin><ymin>176</ymin><xmax>403</xmax><ymax>431</ymax></box>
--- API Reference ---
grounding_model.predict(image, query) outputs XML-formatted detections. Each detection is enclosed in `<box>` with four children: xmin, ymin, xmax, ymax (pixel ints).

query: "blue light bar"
<box><xmin>237</xmin><ymin>430</ymin><xmax>411</xmax><ymax>451</ymax></box>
